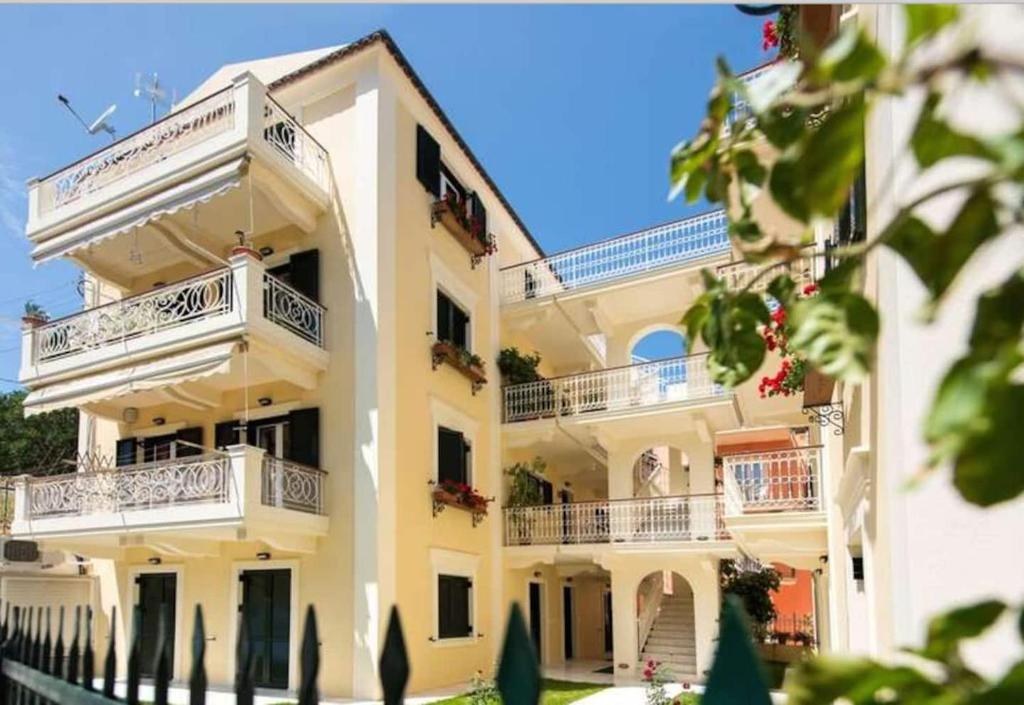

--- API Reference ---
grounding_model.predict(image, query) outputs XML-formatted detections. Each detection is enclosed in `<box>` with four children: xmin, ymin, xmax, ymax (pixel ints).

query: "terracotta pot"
<box><xmin>21</xmin><ymin>315</ymin><xmax>46</xmax><ymax>328</ymax></box>
<box><xmin>802</xmin><ymin>368</ymin><xmax>835</xmax><ymax>407</ymax></box>
<box><xmin>230</xmin><ymin>245</ymin><xmax>263</xmax><ymax>261</ymax></box>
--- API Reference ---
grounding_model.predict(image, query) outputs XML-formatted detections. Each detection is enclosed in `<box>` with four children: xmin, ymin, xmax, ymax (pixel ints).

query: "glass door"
<box><xmin>240</xmin><ymin>569</ymin><xmax>291</xmax><ymax>689</ymax></box>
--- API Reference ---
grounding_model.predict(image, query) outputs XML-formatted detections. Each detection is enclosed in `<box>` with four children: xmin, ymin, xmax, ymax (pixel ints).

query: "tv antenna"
<box><xmin>134</xmin><ymin>72</ymin><xmax>176</xmax><ymax>123</ymax></box>
<box><xmin>57</xmin><ymin>95</ymin><xmax>117</xmax><ymax>142</ymax></box>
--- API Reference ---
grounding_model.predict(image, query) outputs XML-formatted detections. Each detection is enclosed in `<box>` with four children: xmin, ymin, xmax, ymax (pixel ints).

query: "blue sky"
<box><xmin>0</xmin><ymin>4</ymin><xmax>769</xmax><ymax>388</ymax></box>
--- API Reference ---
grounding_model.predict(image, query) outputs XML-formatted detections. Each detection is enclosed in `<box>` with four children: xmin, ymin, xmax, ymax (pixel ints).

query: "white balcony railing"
<box><xmin>726</xmin><ymin>62</ymin><xmax>776</xmax><ymax>129</ymax></box>
<box><xmin>503</xmin><ymin>354</ymin><xmax>724</xmax><ymax>423</ymax></box>
<box><xmin>500</xmin><ymin>210</ymin><xmax>729</xmax><ymax>303</ymax></box>
<box><xmin>16</xmin><ymin>447</ymin><xmax>326</xmax><ymax>525</ymax></box>
<box><xmin>262</xmin><ymin>273</ymin><xmax>324</xmax><ymax>348</ymax></box>
<box><xmin>503</xmin><ymin>495</ymin><xmax>727</xmax><ymax>546</ymax></box>
<box><xmin>722</xmin><ymin>446</ymin><xmax>822</xmax><ymax>513</ymax></box>
<box><xmin>717</xmin><ymin>250</ymin><xmax>818</xmax><ymax>295</ymax></box>
<box><xmin>34</xmin><ymin>269</ymin><xmax>234</xmax><ymax>363</ymax></box>
<box><xmin>261</xmin><ymin>456</ymin><xmax>326</xmax><ymax>515</ymax></box>
<box><xmin>31</xmin><ymin>75</ymin><xmax>328</xmax><ymax>223</ymax></box>
<box><xmin>24</xmin><ymin>453</ymin><xmax>231</xmax><ymax>519</ymax></box>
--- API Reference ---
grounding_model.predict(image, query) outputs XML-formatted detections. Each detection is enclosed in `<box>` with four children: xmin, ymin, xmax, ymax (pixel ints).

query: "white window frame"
<box><xmin>430</xmin><ymin>548</ymin><xmax>480</xmax><ymax>646</ymax></box>
<box><xmin>430</xmin><ymin>396</ymin><xmax>480</xmax><ymax>487</ymax></box>
<box><xmin>128</xmin><ymin>564</ymin><xmax>185</xmax><ymax>681</ymax></box>
<box><xmin>227</xmin><ymin>560</ymin><xmax>301</xmax><ymax>692</ymax></box>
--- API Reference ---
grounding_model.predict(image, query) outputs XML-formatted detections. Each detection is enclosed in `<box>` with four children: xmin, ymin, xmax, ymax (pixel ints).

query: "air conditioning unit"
<box><xmin>0</xmin><ymin>538</ymin><xmax>65</xmax><ymax>567</ymax></box>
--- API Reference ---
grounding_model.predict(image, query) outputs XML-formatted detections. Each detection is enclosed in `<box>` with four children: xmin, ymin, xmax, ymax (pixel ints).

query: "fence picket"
<box><xmin>102</xmin><ymin>607</ymin><xmax>116</xmax><ymax>699</ymax></box>
<box><xmin>67</xmin><ymin>606</ymin><xmax>80</xmax><ymax>685</ymax></box>
<box><xmin>41</xmin><ymin>608</ymin><xmax>52</xmax><ymax>676</ymax></box>
<box><xmin>126</xmin><ymin>607</ymin><xmax>141</xmax><ymax>705</ymax></box>
<box><xmin>83</xmin><ymin>607</ymin><xmax>95</xmax><ymax>692</ymax></box>
<box><xmin>53</xmin><ymin>607</ymin><xmax>65</xmax><ymax>681</ymax></box>
<box><xmin>235</xmin><ymin>612</ymin><xmax>255</xmax><ymax>705</ymax></box>
<box><xmin>496</xmin><ymin>605</ymin><xmax>541</xmax><ymax>705</ymax></box>
<box><xmin>298</xmin><ymin>606</ymin><xmax>319</xmax><ymax>705</ymax></box>
<box><xmin>379</xmin><ymin>607</ymin><xmax>410</xmax><ymax>705</ymax></box>
<box><xmin>154</xmin><ymin>608</ymin><xmax>171</xmax><ymax>705</ymax></box>
<box><xmin>189</xmin><ymin>606</ymin><xmax>207</xmax><ymax>705</ymax></box>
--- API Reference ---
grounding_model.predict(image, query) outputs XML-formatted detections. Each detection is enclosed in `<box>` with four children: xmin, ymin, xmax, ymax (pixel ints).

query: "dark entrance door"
<box><xmin>136</xmin><ymin>572</ymin><xmax>177</xmax><ymax>678</ymax></box>
<box><xmin>240</xmin><ymin>569</ymin><xmax>292</xmax><ymax>689</ymax></box>
<box><xmin>603</xmin><ymin>591</ymin><xmax>613</xmax><ymax>654</ymax></box>
<box><xmin>528</xmin><ymin>582</ymin><xmax>543</xmax><ymax>661</ymax></box>
<box><xmin>562</xmin><ymin>585</ymin><xmax>574</xmax><ymax>660</ymax></box>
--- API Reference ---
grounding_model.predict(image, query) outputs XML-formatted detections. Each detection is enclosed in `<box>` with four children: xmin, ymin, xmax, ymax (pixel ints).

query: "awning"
<box><xmin>32</xmin><ymin>157</ymin><xmax>247</xmax><ymax>264</ymax></box>
<box><xmin>23</xmin><ymin>342</ymin><xmax>237</xmax><ymax>416</ymax></box>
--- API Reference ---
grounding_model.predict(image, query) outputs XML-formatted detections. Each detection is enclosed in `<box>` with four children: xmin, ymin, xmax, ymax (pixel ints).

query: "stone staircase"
<box><xmin>639</xmin><ymin>585</ymin><xmax>697</xmax><ymax>678</ymax></box>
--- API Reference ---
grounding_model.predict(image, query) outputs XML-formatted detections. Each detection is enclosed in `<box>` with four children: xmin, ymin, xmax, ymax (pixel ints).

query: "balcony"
<box><xmin>502</xmin><ymin>354</ymin><xmax>739</xmax><ymax>440</ymax></box>
<box><xmin>19</xmin><ymin>253</ymin><xmax>327</xmax><ymax>416</ymax></box>
<box><xmin>9</xmin><ymin>445</ymin><xmax>327</xmax><ymax>555</ymax></box>
<box><xmin>25</xmin><ymin>73</ymin><xmax>329</xmax><ymax>284</ymax></box>
<box><xmin>720</xmin><ymin>447</ymin><xmax>827</xmax><ymax>566</ymax></box>
<box><xmin>503</xmin><ymin>495</ymin><xmax>729</xmax><ymax>549</ymax></box>
<box><xmin>717</xmin><ymin>249</ymin><xmax>818</xmax><ymax>294</ymax></box>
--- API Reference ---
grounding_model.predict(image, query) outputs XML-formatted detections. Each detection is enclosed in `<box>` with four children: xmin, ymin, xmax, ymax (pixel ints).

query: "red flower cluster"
<box><xmin>762</xmin><ymin>20</ymin><xmax>779</xmax><ymax>51</ymax></box>
<box><xmin>759</xmin><ymin>358</ymin><xmax>800</xmax><ymax>398</ymax></box>
<box><xmin>442</xmin><ymin>191</ymin><xmax>494</xmax><ymax>253</ymax></box>
<box><xmin>802</xmin><ymin>283</ymin><xmax>819</xmax><ymax>296</ymax></box>
<box><xmin>438</xmin><ymin>478</ymin><xmax>492</xmax><ymax>511</ymax></box>
<box><xmin>757</xmin><ymin>282</ymin><xmax>819</xmax><ymax>398</ymax></box>
<box><xmin>642</xmin><ymin>659</ymin><xmax>659</xmax><ymax>681</ymax></box>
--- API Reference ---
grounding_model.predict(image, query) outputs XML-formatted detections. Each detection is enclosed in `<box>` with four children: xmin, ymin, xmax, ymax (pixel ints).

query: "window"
<box><xmin>116</xmin><ymin>427</ymin><xmax>203</xmax><ymax>467</ymax></box>
<box><xmin>524</xmin><ymin>472</ymin><xmax>553</xmax><ymax>505</ymax></box>
<box><xmin>214</xmin><ymin>408</ymin><xmax>320</xmax><ymax>467</ymax></box>
<box><xmin>266</xmin><ymin>249</ymin><xmax>320</xmax><ymax>302</ymax></box>
<box><xmin>851</xmin><ymin>555</ymin><xmax>865</xmax><ymax>581</ymax></box>
<box><xmin>438</xmin><ymin>426</ymin><xmax>471</xmax><ymax>486</ymax></box>
<box><xmin>437</xmin><ymin>574</ymin><xmax>472</xmax><ymax>639</ymax></box>
<box><xmin>436</xmin><ymin>290</ymin><xmax>470</xmax><ymax>350</ymax></box>
<box><xmin>439</xmin><ymin>163</ymin><xmax>466</xmax><ymax>203</ymax></box>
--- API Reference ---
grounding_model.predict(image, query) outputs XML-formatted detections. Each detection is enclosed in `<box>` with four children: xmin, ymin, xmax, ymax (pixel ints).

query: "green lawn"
<box><xmin>434</xmin><ymin>679</ymin><xmax>608</xmax><ymax>705</ymax></box>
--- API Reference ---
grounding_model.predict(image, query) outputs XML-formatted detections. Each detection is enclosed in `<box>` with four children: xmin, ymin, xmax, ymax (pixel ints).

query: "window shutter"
<box><xmin>287</xmin><ymin>407</ymin><xmax>320</xmax><ymax>467</ymax></box>
<box><xmin>175</xmin><ymin>427</ymin><xmax>204</xmax><ymax>457</ymax></box>
<box><xmin>438</xmin><ymin>575</ymin><xmax>471</xmax><ymax>639</ymax></box>
<box><xmin>452</xmin><ymin>305</ymin><xmax>469</xmax><ymax>349</ymax></box>
<box><xmin>215</xmin><ymin>421</ymin><xmax>240</xmax><ymax>450</ymax></box>
<box><xmin>541</xmin><ymin>479</ymin><xmax>554</xmax><ymax>505</ymax></box>
<box><xmin>436</xmin><ymin>291</ymin><xmax>453</xmax><ymax>343</ymax></box>
<box><xmin>116</xmin><ymin>438</ymin><xmax>137</xmax><ymax>467</ymax></box>
<box><xmin>289</xmin><ymin>249</ymin><xmax>320</xmax><ymax>302</ymax></box>
<box><xmin>469</xmin><ymin>192</ymin><xmax>488</xmax><ymax>244</ymax></box>
<box><xmin>463</xmin><ymin>438</ymin><xmax>472</xmax><ymax>487</ymax></box>
<box><xmin>438</xmin><ymin>427</ymin><xmax>466</xmax><ymax>485</ymax></box>
<box><xmin>416</xmin><ymin>125</ymin><xmax>441</xmax><ymax>197</ymax></box>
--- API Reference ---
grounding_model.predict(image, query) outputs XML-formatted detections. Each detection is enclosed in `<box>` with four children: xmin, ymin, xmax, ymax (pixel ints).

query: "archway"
<box><xmin>629</xmin><ymin>327</ymin><xmax>687</xmax><ymax>364</ymax></box>
<box><xmin>636</xmin><ymin>571</ymin><xmax>696</xmax><ymax>677</ymax></box>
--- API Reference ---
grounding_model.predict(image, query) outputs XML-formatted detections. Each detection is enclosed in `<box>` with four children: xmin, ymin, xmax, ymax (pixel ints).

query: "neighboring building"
<box><xmin>7</xmin><ymin>5</ymin><xmax>1022</xmax><ymax>700</ymax></box>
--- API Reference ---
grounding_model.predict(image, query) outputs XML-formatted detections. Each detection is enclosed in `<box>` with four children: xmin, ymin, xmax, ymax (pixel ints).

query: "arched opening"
<box><xmin>633</xmin><ymin>445</ymin><xmax>689</xmax><ymax>497</ymax></box>
<box><xmin>637</xmin><ymin>571</ymin><xmax>696</xmax><ymax>677</ymax></box>
<box><xmin>629</xmin><ymin>328</ymin><xmax>687</xmax><ymax>364</ymax></box>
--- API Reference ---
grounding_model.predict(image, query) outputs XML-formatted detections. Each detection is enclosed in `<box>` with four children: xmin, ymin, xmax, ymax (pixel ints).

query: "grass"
<box><xmin>434</xmin><ymin>678</ymin><xmax>609</xmax><ymax>705</ymax></box>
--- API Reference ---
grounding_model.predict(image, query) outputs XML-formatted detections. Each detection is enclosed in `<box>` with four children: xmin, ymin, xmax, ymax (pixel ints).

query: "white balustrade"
<box><xmin>500</xmin><ymin>211</ymin><xmax>729</xmax><ymax>303</ymax></box>
<box><xmin>38</xmin><ymin>88</ymin><xmax>237</xmax><ymax>215</ymax></box>
<box><xmin>503</xmin><ymin>354</ymin><xmax>723</xmax><ymax>423</ymax></box>
<box><xmin>717</xmin><ymin>250</ymin><xmax>818</xmax><ymax>294</ymax></box>
<box><xmin>503</xmin><ymin>495</ymin><xmax>727</xmax><ymax>546</ymax></box>
<box><xmin>25</xmin><ymin>453</ymin><xmax>230</xmax><ymax>519</ymax></box>
<box><xmin>722</xmin><ymin>446</ymin><xmax>822</xmax><ymax>512</ymax></box>
<box><xmin>261</xmin><ymin>456</ymin><xmax>326</xmax><ymax>515</ymax></box>
<box><xmin>262</xmin><ymin>273</ymin><xmax>325</xmax><ymax>347</ymax></box>
<box><xmin>263</xmin><ymin>95</ymin><xmax>329</xmax><ymax>191</ymax></box>
<box><xmin>34</xmin><ymin>269</ymin><xmax>234</xmax><ymax>362</ymax></box>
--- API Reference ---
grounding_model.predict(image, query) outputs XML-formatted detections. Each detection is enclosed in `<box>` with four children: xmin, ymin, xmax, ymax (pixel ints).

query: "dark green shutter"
<box><xmin>175</xmin><ymin>427</ymin><xmax>204</xmax><ymax>457</ymax></box>
<box><xmin>215</xmin><ymin>421</ymin><xmax>240</xmax><ymax>450</ymax></box>
<box><xmin>416</xmin><ymin>125</ymin><xmax>441</xmax><ymax>197</ymax></box>
<box><xmin>469</xmin><ymin>192</ymin><xmax>488</xmax><ymax>243</ymax></box>
<box><xmin>289</xmin><ymin>249</ymin><xmax>320</xmax><ymax>302</ymax></box>
<box><xmin>438</xmin><ymin>575</ymin><xmax>471</xmax><ymax>638</ymax></box>
<box><xmin>116</xmin><ymin>438</ymin><xmax>137</xmax><ymax>467</ymax></box>
<box><xmin>287</xmin><ymin>407</ymin><xmax>320</xmax><ymax>468</ymax></box>
<box><xmin>436</xmin><ymin>291</ymin><xmax>453</xmax><ymax>343</ymax></box>
<box><xmin>452</xmin><ymin>305</ymin><xmax>469</xmax><ymax>349</ymax></box>
<box><xmin>438</xmin><ymin>427</ymin><xmax>466</xmax><ymax>485</ymax></box>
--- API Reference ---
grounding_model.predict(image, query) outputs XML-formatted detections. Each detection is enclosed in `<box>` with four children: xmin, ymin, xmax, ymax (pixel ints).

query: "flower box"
<box><xmin>431</xmin><ymin>197</ymin><xmax>493</xmax><ymax>265</ymax></box>
<box><xmin>431</xmin><ymin>483</ymin><xmax>492</xmax><ymax>527</ymax></box>
<box><xmin>431</xmin><ymin>340</ymin><xmax>487</xmax><ymax>393</ymax></box>
<box><xmin>802</xmin><ymin>369</ymin><xmax>835</xmax><ymax>407</ymax></box>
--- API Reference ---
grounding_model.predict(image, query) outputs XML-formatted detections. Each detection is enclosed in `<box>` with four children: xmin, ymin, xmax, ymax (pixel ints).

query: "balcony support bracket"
<box><xmin>801</xmin><ymin>403</ymin><xmax>845</xmax><ymax>435</ymax></box>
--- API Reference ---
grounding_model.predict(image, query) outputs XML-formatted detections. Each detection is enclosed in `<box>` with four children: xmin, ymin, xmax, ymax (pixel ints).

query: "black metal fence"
<box><xmin>0</xmin><ymin>597</ymin><xmax>772</xmax><ymax>705</ymax></box>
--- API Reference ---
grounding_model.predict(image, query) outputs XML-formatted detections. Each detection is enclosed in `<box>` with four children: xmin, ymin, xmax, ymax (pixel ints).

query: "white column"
<box><xmin>610</xmin><ymin>568</ymin><xmax>639</xmax><ymax>682</ymax></box>
<box><xmin>668</xmin><ymin>447</ymin><xmax>687</xmax><ymax>495</ymax></box>
<box><xmin>226</xmin><ymin>443</ymin><xmax>264</xmax><ymax>512</ymax></box>
<box><xmin>690</xmin><ymin>560</ymin><xmax>721</xmax><ymax>678</ymax></box>
<box><xmin>607</xmin><ymin>445</ymin><xmax>635</xmax><ymax>500</ymax></box>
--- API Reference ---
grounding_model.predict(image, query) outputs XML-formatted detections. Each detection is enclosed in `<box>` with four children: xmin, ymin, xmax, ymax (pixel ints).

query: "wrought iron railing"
<box><xmin>33</xmin><ymin>269</ymin><xmax>234</xmax><ymax>362</ymax></box>
<box><xmin>261</xmin><ymin>456</ymin><xmax>326</xmax><ymax>515</ymax></box>
<box><xmin>721</xmin><ymin>446</ymin><xmax>823</xmax><ymax>512</ymax></box>
<box><xmin>38</xmin><ymin>88</ymin><xmax>237</xmax><ymax>215</ymax></box>
<box><xmin>503</xmin><ymin>494</ymin><xmax>727</xmax><ymax>546</ymax></box>
<box><xmin>499</xmin><ymin>210</ymin><xmax>730</xmax><ymax>303</ymax></box>
<box><xmin>263</xmin><ymin>95</ymin><xmax>329</xmax><ymax>190</ymax></box>
<box><xmin>502</xmin><ymin>354</ymin><xmax>724</xmax><ymax>423</ymax></box>
<box><xmin>263</xmin><ymin>273</ymin><xmax>325</xmax><ymax>348</ymax></box>
<box><xmin>25</xmin><ymin>453</ymin><xmax>230</xmax><ymax>519</ymax></box>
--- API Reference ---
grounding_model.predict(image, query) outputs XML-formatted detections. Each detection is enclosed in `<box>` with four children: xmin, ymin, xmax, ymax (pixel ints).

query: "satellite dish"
<box><xmin>57</xmin><ymin>94</ymin><xmax>117</xmax><ymax>141</ymax></box>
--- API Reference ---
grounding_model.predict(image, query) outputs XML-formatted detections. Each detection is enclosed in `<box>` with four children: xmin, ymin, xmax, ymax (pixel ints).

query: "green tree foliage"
<box><xmin>498</xmin><ymin>348</ymin><xmax>543</xmax><ymax>385</ymax></box>
<box><xmin>671</xmin><ymin>5</ymin><xmax>1024</xmax><ymax>509</ymax></box>
<box><xmin>0</xmin><ymin>390</ymin><xmax>78</xmax><ymax>475</ymax></box>
<box><xmin>719</xmin><ymin>560</ymin><xmax>781</xmax><ymax>642</ymax></box>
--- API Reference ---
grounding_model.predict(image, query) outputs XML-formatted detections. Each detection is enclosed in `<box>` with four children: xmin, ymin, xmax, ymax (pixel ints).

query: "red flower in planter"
<box><xmin>762</xmin><ymin>20</ymin><xmax>779</xmax><ymax>51</ymax></box>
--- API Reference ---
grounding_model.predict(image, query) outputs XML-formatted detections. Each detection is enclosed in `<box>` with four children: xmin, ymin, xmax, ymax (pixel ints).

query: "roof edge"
<box><xmin>268</xmin><ymin>29</ymin><xmax>545</xmax><ymax>258</ymax></box>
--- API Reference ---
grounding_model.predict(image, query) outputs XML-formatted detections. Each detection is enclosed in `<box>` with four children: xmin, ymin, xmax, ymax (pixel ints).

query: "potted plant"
<box><xmin>497</xmin><ymin>347</ymin><xmax>542</xmax><ymax>385</ymax></box>
<box><xmin>503</xmin><ymin>457</ymin><xmax>547</xmax><ymax>544</ymax></box>
<box><xmin>432</xmin><ymin>339</ymin><xmax>487</xmax><ymax>392</ymax></box>
<box><xmin>431</xmin><ymin>478</ymin><xmax>493</xmax><ymax>526</ymax></box>
<box><xmin>431</xmin><ymin>191</ymin><xmax>497</xmax><ymax>263</ymax></box>
<box><xmin>757</xmin><ymin>283</ymin><xmax>836</xmax><ymax>405</ymax></box>
<box><xmin>22</xmin><ymin>301</ymin><xmax>49</xmax><ymax>327</ymax></box>
<box><xmin>230</xmin><ymin>230</ymin><xmax>263</xmax><ymax>260</ymax></box>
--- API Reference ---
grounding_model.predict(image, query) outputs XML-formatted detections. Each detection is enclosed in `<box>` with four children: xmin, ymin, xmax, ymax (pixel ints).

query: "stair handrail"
<box><xmin>636</xmin><ymin>572</ymin><xmax>665</xmax><ymax>659</ymax></box>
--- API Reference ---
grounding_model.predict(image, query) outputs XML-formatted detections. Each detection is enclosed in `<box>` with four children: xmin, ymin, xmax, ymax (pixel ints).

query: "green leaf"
<box><xmin>818</xmin><ymin>27</ymin><xmax>885</xmax><ymax>83</ymax></box>
<box><xmin>767</xmin><ymin>274</ymin><xmax>797</xmax><ymax>310</ymax></box>
<box><xmin>953</xmin><ymin>381</ymin><xmax>1024</xmax><ymax>506</ymax></box>
<box><xmin>968</xmin><ymin>269</ymin><xmax>1024</xmax><ymax>358</ymax></box>
<box><xmin>887</xmin><ymin>190</ymin><xmax>1001</xmax><ymax>304</ymax></box>
<box><xmin>684</xmin><ymin>166</ymin><xmax>708</xmax><ymax>204</ymax></box>
<box><xmin>703</xmin><ymin>597</ymin><xmax>773</xmax><ymax>705</ymax></box>
<box><xmin>920</xmin><ymin>600</ymin><xmax>1007</xmax><ymax>661</ymax></box>
<box><xmin>669</xmin><ymin>132</ymin><xmax>718</xmax><ymax>202</ymax></box>
<box><xmin>904</xmin><ymin>5</ymin><xmax>960</xmax><ymax>48</ymax></box>
<box><xmin>912</xmin><ymin>94</ymin><xmax>998</xmax><ymax>168</ymax></box>
<box><xmin>734</xmin><ymin>150</ymin><xmax>766</xmax><ymax>187</ymax></box>
<box><xmin>787</xmin><ymin>657</ymin><xmax>943</xmax><ymax>705</ymax></box>
<box><xmin>970</xmin><ymin>660</ymin><xmax>1024</xmax><ymax>705</ymax></box>
<box><xmin>789</xmin><ymin>291</ymin><xmax>879</xmax><ymax>381</ymax></box>
<box><xmin>760</xmin><ymin>107</ymin><xmax>810</xmax><ymax>150</ymax></box>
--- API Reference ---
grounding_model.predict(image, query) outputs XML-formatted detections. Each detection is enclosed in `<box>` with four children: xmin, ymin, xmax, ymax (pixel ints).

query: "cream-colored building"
<box><xmin>9</xmin><ymin>6</ymin><xmax>1023</xmax><ymax>700</ymax></box>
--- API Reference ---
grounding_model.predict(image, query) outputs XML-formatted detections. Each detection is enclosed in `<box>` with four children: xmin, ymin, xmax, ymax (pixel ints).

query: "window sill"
<box><xmin>431</xmin><ymin>341</ymin><xmax>487</xmax><ymax>394</ymax></box>
<box><xmin>431</xmin><ymin>635</ymin><xmax>480</xmax><ymax>648</ymax></box>
<box><xmin>432</xmin><ymin>488</ymin><xmax>489</xmax><ymax>527</ymax></box>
